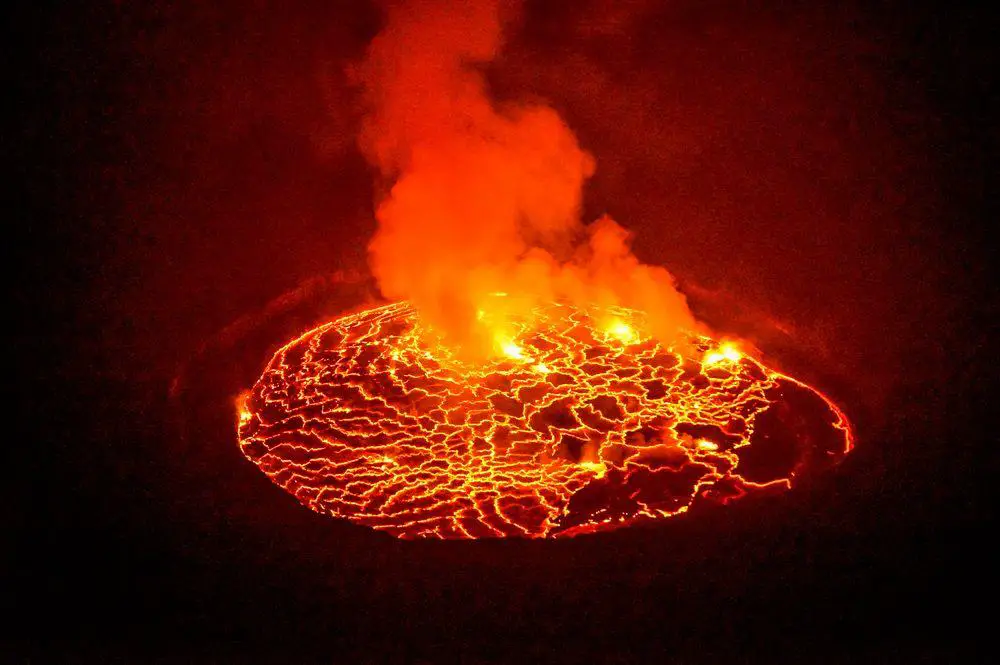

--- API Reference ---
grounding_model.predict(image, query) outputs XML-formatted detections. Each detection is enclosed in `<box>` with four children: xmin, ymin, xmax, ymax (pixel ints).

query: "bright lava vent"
<box><xmin>237</xmin><ymin>301</ymin><xmax>852</xmax><ymax>539</ymax></box>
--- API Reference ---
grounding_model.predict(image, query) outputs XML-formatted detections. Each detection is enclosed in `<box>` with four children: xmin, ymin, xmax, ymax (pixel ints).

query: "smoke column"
<box><xmin>355</xmin><ymin>0</ymin><xmax>699</xmax><ymax>355</ymax></box>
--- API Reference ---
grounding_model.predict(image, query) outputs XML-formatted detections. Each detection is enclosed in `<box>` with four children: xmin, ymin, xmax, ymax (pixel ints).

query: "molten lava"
<box><xmin>237</xmin><ymin>301</ymin><xmax>852</xmax><ymax>539</ymax></box>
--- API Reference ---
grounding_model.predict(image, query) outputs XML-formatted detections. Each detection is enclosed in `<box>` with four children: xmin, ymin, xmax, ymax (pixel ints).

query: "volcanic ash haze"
<box><xmin>355</xmin><ymin>0</ymin><xmax>699</xmax><ymax>356</ymax></box>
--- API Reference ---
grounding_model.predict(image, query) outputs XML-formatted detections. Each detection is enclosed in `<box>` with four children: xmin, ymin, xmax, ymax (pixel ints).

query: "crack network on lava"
<box><xmin>237</xmin><ymin>301</ymin><xmax>852</xmax><ymax>539</ymax></box>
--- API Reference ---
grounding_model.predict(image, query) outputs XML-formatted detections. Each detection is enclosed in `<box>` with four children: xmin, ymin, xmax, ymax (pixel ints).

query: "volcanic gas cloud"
<box><xmin>236</xmin><ymin>0</ymin><xmax>853</xmax><ymax>538</ymax></box>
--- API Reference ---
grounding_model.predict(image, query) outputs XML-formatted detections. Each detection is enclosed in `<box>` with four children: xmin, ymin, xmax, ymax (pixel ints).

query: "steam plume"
<box><xmin>355</xmin><ymin>0</ymin><xmax>698</xmax><ymax>354</ymax></box>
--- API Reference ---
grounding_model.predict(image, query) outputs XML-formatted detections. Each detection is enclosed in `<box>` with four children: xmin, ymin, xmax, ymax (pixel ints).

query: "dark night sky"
<box><xmin>9</xmin><ymin>1</ymin><xmax>997</xmax><ymax>662</ymax></box>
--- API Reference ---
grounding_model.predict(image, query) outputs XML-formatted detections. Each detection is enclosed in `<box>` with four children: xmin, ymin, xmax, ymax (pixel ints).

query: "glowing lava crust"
<box><xmin>237</xmin><ymin>301</ymin><xmax>852</xmax><ymax>539</ymax></box>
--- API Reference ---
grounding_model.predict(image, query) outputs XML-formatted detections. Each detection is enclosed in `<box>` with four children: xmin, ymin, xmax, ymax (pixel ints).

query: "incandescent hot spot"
<box><xmin>237</xmin><ymin>300</ymin><xmax>852</xmax><ymax>539</ymax></box>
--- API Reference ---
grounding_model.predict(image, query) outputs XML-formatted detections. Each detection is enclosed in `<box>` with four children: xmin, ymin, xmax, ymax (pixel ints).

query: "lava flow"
<box><xmin>237</xmin><ymin>300</ymin><xmax>852</xmax><ymax>539</ymax></box>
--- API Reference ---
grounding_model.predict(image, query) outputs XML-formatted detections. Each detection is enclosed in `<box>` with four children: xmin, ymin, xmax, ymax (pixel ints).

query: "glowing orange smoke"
<box><xmin>354</xmin><ymin>0</ymin><xmax>697</xmax><ymax>355</ymax></box>
<box><xmin>237</xmin><ymin>300</ymin><xmax>852</xmax><ymax>539</ymax></box>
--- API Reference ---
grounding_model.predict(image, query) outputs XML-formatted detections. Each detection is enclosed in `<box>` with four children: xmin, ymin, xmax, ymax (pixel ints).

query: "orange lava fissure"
<box><xmin>237</xmin><ymin>301</ymin><xmax>852</xmax><ymax>539</ymax></box>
